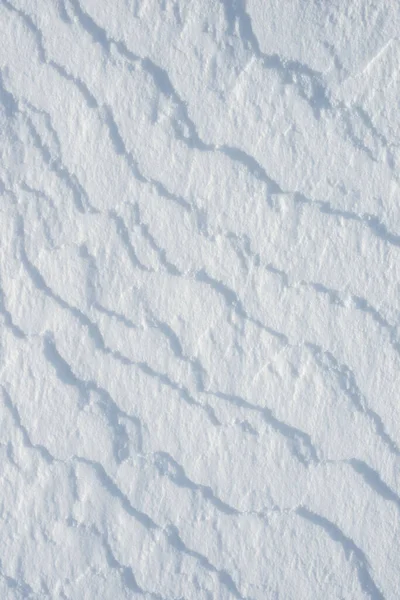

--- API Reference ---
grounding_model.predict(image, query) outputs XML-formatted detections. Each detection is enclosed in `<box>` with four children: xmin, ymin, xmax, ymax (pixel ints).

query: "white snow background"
<box><xmin>1</xmin><ymin>0</ymin><xmax>400</xmax><ymax>598</ymax></box>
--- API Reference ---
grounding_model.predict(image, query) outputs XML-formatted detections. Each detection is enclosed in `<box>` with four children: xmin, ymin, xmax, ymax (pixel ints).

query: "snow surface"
<box><xmin>1</xmin><ymin>0</ymin><xmax>400</xmax><ymax>598</ymax></box>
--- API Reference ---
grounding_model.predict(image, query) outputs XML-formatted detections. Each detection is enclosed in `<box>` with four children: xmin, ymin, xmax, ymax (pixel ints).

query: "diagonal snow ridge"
<box><xmin>5</xmin><ymin>0</ymin><xmax>400</xmax><ymax>246</ymax></box>
<box><xmin>296</xmin><ymin>507</ymin><xmax>385</xmax><ymax>600</ymax></box>
<box><xmin>1</xmin><ymin>0</ymin><xmax>400</xmax><ymax>597</ymax></box>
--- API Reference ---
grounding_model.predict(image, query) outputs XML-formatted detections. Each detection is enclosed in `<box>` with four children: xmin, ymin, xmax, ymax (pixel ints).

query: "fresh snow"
<box><xmin>0</xmin><ymin>0</ymin><xmax>399</xmax><ymax>598</ymax></box>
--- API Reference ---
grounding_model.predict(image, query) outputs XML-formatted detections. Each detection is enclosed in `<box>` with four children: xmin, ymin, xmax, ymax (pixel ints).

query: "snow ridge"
<box><xmin>1</xmin><ymin>0</ymin><xmax>399</xmax><ymax>598</ymax></box>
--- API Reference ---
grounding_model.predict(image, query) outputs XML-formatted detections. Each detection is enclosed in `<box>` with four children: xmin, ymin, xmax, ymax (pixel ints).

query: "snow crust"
<box><xmin>1</xmin><ymin>1</ymin><xmax>400</xmax><ymax>598</ymax></box>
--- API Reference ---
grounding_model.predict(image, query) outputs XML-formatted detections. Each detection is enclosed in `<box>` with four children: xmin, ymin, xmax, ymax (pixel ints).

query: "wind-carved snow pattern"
<box><xmin>0</xmin><ymin>0</ymin><xmax>399</xmax><ymax>598</ymax></box>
